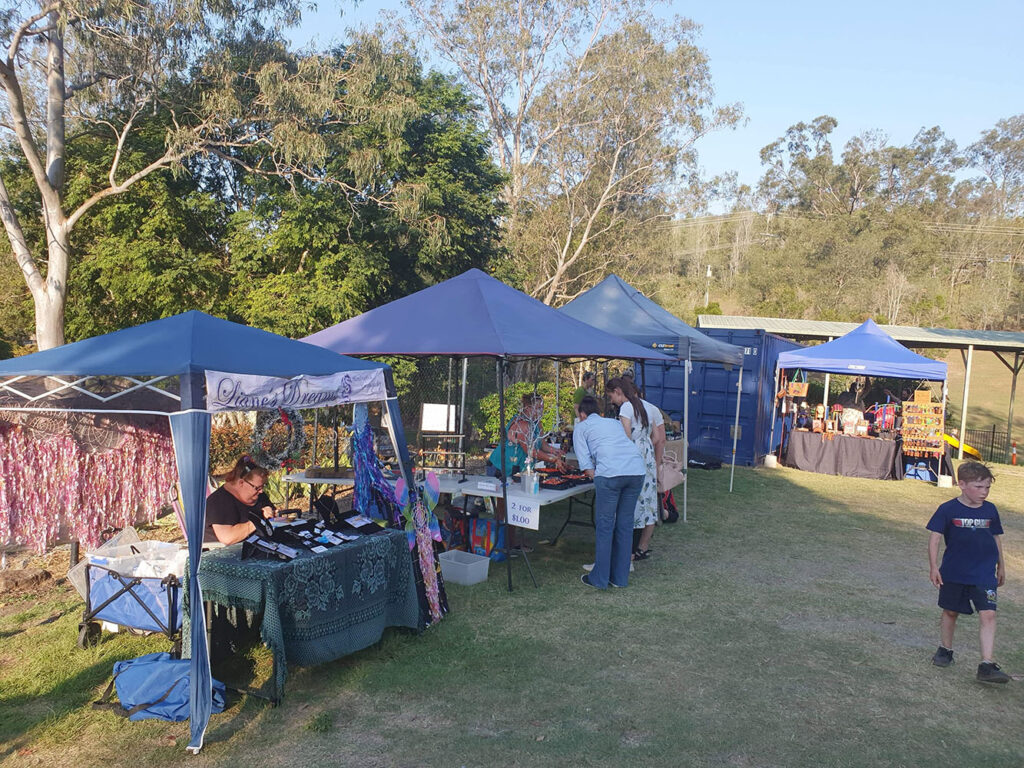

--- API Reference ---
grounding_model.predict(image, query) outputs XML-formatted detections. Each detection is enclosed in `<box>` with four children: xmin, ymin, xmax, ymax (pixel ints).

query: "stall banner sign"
<box><xmin>205</xmin><ymin>369</ymin><xmax>387</xmax><ymax>412</ymax></box>
<box><xmin>506</xmin><ymin>494</ymin><xmax>540</xmax><ymax>530</ymax></box>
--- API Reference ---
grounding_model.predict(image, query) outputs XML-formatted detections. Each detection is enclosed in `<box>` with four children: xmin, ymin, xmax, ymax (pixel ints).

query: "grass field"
<box><xmin>3</xmin><ymin>463</ymin><xmax>1024</xmax><ymax>768</ymax></box>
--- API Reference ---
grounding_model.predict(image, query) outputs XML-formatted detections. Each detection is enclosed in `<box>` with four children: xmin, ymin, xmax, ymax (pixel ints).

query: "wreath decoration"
<box><xmin>251</xmin><ymin>408</ymin><xmax>306</xmax><ymax>470</ymax></box>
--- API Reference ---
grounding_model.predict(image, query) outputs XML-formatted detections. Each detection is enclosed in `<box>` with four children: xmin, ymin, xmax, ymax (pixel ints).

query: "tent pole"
<box><xmin>768</xmin><ymin>364</ymin><xmax>780</xmax><ymax>460</ymax></box>
<box><xmin>822</xmin><ymin>337</ymin><xmax>833</xmax><ymax>412</ymax></box>
<box><xmin>729</xmin><ymin>366</ymin><xmax>743</xmax><ymax>492</ymax></box>
<box><xmin>497</xmin><ymin>357</ymin><xmax>513</xmax><ymax>592</ymax></box>
<box><xmin>459</xmin><ymin>357</ymin><xmax>468</xmax><ymax>474</ymax></box>
<box><xmin>554</xmin><ymin>360</ymin><xmax>561</xmax><ymax>431</ymax></box>
<box><xmin>683</xmin><ymin>358</ymin><xmax>690</xmax><ymax>522</ymax></box>
<box><xmin>958</xmin><ymin>345</ymin><xmax>974</xmax><ymax>460</ymax></box>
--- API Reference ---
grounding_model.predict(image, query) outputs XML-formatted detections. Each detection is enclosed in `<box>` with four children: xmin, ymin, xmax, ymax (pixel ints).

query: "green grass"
<box><xmin>2</xmin><ymin>463</ymin><xmax>1023</xmax><ymax>767</ymax></box>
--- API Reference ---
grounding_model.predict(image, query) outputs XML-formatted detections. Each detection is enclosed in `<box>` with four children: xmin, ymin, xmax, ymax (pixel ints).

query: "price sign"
<box><xmin>506</xmin><ymin>495</ymin><xmax>540</xmax><ymax>530</ymax></box>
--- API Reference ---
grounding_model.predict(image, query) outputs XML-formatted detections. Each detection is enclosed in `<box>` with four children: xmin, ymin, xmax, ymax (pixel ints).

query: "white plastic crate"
<box><xmin>438</xmin><ymin>549</ymin><xmax>490</xmax><ymax>585</ymax></box>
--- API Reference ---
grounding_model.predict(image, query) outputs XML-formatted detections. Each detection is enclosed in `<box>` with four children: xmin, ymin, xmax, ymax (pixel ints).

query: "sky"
<box><xmin>288</xmin><ymin>0</ymin><xmax>1024</xmax><ymax>192</ymax></box>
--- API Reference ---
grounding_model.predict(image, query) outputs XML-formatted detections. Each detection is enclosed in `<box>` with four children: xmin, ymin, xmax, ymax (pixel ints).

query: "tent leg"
<box><xmin>822</xmin><ymin>337</ymin><xmax>833</xmax><ymax>414</ymax></box>
<box><xmin>554</xmin><ymin>360</ymin><xmax>560</xmax><ymax>431</ymax></box>
<box><xmin>767</xmin><ymin>364</ymin><xmax>779</xmax><ymax>461</ymax></box>
<box><xmin>729</xmin><ymin>367</ymin><xmax>743</xmax><ymax>492</ymax></box>
<box><xmin>459</xmin><ymin>357</ymin><xmax>468</xmax><ymax>474</ymax></box>
<box><xmin>683</xmin><ymin>361</ymin><xmax>690</xmax><ymax>521</ymax></box>
<box><xmin>497</xmin><ymin>358</ymin><xmax>513</xmax><ymax>592</ymax></box>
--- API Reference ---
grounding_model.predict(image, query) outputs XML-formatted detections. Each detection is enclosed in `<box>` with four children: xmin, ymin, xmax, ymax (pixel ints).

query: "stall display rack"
<box><xmin>902</xmin><ymin>401</ymin><xmax>945</xmax><ymax>458</ymax></box>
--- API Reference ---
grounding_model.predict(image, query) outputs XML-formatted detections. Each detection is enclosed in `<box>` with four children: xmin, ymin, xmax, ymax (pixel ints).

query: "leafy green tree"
<box><xmin>0</xmin><ymin>1</ymin><xmax>420</xmax><ymax>349</ymax></box>
<box><xmin>224</xmin><ymin>41</ymin><xmax>505</xmax><ymax>338</ymax></box>
<box><xmin>403</xmin><ymin>0</ymin><xmax>739</xmax><ymax>305</ymax></box>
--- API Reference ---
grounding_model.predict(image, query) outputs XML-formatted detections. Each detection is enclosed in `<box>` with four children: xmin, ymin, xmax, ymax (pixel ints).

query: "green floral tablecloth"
<box><xmin>185</xmin><ymin>529</ymin><xmax>419</xmax><ymax>698</ymax></box>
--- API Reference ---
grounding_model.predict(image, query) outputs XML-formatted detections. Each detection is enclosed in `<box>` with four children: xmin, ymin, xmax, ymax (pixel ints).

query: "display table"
<box><xmin>186</xmin><ymin>529</ymin><xmax>418</xmax><ymax>701</ymax></box>
<box><xmin>784</xmin><ymin>431</ymin><xmax>901</xmax><ymax>480</ymax></box>
<box><xmin>440</xmin><ymin>473</ymin><xmax>596</xmax><ymax>545</ymax></box>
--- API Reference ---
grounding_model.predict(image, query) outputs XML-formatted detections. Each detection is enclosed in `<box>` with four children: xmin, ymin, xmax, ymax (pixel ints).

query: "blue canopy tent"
<box><xmin>0</xmin><ymin>311</ymin><xmax>414</xmax><ymax>753</ymax></box>
<box><xmin>772</xmin><ymin>318</ymin><xmax>948</xmax><ymax>468</ymax></box>
<box><xmin>303</xmin><ymin>268</ymin><xmax>674</xmax><ymax>589</ymax></box>
<box><xmin>777</xmin><ymin>318</ymin><xmax>948</xmax><ymax>381</ymax></box>
<box><xmin>559</xmin><ymin>274</ymin><xmax>746</xmax><ymax>515</ymax></box>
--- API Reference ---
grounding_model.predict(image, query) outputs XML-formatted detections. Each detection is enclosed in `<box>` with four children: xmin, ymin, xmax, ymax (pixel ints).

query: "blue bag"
<box><xmin>95</xmin><ymin>652</ymin><xmax>226</xmax><ymax>722</ymax></box>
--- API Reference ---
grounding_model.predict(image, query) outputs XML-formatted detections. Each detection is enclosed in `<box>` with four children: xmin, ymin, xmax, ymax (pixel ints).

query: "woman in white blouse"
<box><xmin>605</xmin><ymin>377</ymin><xmax>665</xmax><ymax>559</ymax></box>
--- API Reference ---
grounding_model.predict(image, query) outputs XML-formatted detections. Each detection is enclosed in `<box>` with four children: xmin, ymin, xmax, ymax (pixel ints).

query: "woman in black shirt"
<box><xmin>204</xmin><ymin>456</ymin><xmax>275</xmax><ymax>544</ymax></box>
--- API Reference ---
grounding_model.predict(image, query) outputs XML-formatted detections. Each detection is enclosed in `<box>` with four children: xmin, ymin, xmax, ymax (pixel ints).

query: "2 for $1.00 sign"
<box><xmin>506</xmin><ymin>495</ymin><xmax>540</xmax><ymax>530</ymax></box>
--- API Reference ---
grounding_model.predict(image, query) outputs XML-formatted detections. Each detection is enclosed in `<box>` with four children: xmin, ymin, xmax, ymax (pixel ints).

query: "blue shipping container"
<box><xmin>636</xmin><ymin>329</ymin><xmax>802</xmax><ymax>466</ymax></box>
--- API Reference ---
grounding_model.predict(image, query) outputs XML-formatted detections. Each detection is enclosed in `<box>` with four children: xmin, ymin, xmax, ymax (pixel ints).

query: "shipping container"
<box><xmin>635</xmin><ymin>329</ymin><xmax>802</xmax><ymax>466</ymax></box>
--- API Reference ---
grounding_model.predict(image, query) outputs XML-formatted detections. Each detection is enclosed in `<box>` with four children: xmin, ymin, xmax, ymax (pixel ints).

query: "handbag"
<box><xmin>657</xmin><ymin>450</ymin><xmax>686</xmax><ymax>492</ymax></box>
<box><xmin>469</xmin><ymin>519</ymin><xmax>507</xmax><ymax>562</ymax></box>
<box><xmin>785</xmin><ymin>369</ymin><xmax>809</xmax><ymax>397</ymax></box>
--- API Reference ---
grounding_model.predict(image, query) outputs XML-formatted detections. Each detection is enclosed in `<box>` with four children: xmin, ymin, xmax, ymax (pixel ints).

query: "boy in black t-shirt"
<box><xmin>926</xmin><ymin>462</ymin><xmax>1010</xmax><ymax>683</ymax></box>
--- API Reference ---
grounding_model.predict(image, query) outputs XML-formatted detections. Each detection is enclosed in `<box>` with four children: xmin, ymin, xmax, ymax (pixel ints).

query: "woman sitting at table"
<box><xmin>486</xmin><ymin>393</ymin><xmax>565</xmax><ymax>551</ymax></box>
<box><xmin>204</xmin><ymin>455</ymin><xmax>276</xmax><ymax>545</ymax></box>
<box><xmin>486</xmin><ymin>393</ymin><xmax>565</xmax><ymax>478</ymax></box>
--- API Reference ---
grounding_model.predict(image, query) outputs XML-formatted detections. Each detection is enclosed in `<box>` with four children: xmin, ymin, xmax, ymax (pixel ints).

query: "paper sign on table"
<box><xmin>506</xmin><ymin>495</ymin><xmax>540</xmax><ymax>530</ymax></box>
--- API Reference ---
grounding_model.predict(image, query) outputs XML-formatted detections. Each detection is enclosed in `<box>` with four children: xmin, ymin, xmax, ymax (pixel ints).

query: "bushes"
<box><xmin>472</xmin><ymin>381</ymin><xmax>576</xmax><ymax>443</ymax></box>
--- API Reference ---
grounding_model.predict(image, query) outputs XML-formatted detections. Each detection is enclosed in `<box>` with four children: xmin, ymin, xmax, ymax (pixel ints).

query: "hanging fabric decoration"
<box><xmin>251</xmin><ymin>408</ymin><xmax>306</xmax><ymax>470</ymax></box>
<box><xmin>394</xmin><ymin>473</ymin><xmax>447</xmax><ymax>626</ymax></box>
<box><xmin>351</xmin><ymin>420</ymin><xmax>400</xmax><ymax>526</ymax></box>
<box><xmin>0</xmin><ymin>415</ymin><xmax>177</xmax><ymax>554</ymax></box>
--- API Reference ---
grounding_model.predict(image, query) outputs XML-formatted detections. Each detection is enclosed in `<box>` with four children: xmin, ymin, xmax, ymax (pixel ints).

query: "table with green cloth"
<box><xmin>185</xmin><ymin>529</ymin><xmax>419</xmax><ymax>700</ymax></box>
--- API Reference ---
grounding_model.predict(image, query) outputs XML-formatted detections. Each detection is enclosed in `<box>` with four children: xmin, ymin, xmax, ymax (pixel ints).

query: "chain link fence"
<box><xmin>391</xmin><ymin>356</ymin><xmax>635</xmax><ymax>475</ymax></box>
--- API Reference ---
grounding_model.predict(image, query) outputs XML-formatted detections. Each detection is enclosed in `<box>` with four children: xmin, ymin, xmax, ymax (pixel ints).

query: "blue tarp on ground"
<box><xmin>776</xmin><ymin>318</ymin><xmax>947</xmax><ymax>380</ymax></box>
<box><xmin>302</xmin><ymin>269</ymin><xmax>673</xmax><ymax>360</ymax></box>
<box><xmin>558</xmin><ymin>274</ymin><xmax>743</xmax><ymax>365</ymax></box>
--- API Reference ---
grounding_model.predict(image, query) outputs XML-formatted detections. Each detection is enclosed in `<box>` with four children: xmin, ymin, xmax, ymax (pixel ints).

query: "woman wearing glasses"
<box><xmin>204</xmin><ymin>455</ymin><xmax>276</xmax><ymax>544</ymax></box>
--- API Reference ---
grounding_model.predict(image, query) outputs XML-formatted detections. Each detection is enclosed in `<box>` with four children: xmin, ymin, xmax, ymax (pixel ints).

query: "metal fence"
<box><xmin>963</xmin><ymin>426</ymin><xmax>1011</xmax><ymax>464</ymax></box>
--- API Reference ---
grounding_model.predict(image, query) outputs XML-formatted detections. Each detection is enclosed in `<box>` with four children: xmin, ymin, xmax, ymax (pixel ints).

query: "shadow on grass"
<box><xmin>0</xmin><ymin>655</ymin><xmax>113</xmax><ymax>760</ymax></box>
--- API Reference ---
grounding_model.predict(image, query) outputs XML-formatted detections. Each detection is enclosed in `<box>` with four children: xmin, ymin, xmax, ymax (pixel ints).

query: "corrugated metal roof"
<box><xmin>697</xmin><ymin>315</ymin><xmax>1024</xmax><ymax>354</ymax></box>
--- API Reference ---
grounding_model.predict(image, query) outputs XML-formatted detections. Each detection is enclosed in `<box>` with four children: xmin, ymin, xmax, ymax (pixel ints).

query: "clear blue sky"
<box><xmin>290</xmin><ymin>0</ymin><xmax>1024</xmax><ymax>191</ymax></box>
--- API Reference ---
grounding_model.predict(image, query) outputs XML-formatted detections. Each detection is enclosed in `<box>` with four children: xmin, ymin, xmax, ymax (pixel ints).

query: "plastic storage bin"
<box><xmin>439</xmin><ymin>549</ymin><xmax>490</xmax><ymax>585</ymax></box>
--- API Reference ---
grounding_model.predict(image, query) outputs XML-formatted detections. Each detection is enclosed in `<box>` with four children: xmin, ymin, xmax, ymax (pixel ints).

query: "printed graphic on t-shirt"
<box><xmin>952</xmin><ymin>518</ymin><xmax>992</xmax><ymax>529</ymax></box>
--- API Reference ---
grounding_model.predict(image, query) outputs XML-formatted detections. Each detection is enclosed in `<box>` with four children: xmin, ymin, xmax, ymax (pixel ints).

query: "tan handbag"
<box><xmin>657</xmin><ymin>450</ymin><xmax>686</xmax><ymax>492</ymax></box>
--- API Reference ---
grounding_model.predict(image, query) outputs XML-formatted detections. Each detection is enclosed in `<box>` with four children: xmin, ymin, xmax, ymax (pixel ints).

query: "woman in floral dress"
<box><xmin>605</xmin><ymin>377</ymin><xmax>665</xmax><ymax>559</ymax></box>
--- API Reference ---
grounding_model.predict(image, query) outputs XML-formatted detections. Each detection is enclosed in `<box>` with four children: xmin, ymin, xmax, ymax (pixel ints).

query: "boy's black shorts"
<box><xmin>938</xmin><ymin>582</ymin><xmax>997</xmax><ymax>614</ymax></box>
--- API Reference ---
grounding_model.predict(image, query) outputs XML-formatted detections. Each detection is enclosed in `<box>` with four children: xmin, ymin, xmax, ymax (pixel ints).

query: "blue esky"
<box><xmin>289</xmin><ymin>0</ymin><xmax>1024</xmax><ymax>190</ymax></box>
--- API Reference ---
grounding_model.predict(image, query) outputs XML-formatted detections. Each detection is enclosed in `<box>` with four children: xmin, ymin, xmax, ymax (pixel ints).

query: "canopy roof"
<box><xmin>559</xmin><ymin>274</ymin><xmax>743</xmax><ymax>365</ymax></box>
<box><xmin>776</xmin><ymin>319</ymin><xmax>947</xmax><ymax>380</ymax></box>
<box><xmin>0</xmin><ymin>311</ymin><xmax>388</xmax><ymax>412</ymax></box>
<box><xmin>302</xmin><ymin>269</ymin><xmax>673</xmax><ymax>360</ymax></box>
<box><xmin>0</xmin><ymin>311</ymin><xmax>381</xmax><ymax>377</ymax></box>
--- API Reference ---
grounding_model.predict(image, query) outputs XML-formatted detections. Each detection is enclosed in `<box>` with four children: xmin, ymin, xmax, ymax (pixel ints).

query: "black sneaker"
<box><xmin>931</xmin><ymin>646</ymin><xmax>954</xmax><ymax>667</ymax></box>
<box><xmin>976</xmin><ymin>662</ymin><xmax>1011</xmax><ymax>684</ymax></box>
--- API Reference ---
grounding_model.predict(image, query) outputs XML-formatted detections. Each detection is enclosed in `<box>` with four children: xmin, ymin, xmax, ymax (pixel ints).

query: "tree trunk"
<box><xmin>35</xmin><ymin>218</ymin><xmax>69</xmax><ymax>349</ymax></box>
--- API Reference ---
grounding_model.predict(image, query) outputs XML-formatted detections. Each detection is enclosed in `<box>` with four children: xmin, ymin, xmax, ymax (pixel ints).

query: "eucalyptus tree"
<box><xmin>0</xmin><ymin>0</ymin><xmax>415</xmax><ymax>349</ymax></box>
<box><xmin>403</xmin><ymin>0</ymin><xmax>739</xmax><ymax>304</ymax></box>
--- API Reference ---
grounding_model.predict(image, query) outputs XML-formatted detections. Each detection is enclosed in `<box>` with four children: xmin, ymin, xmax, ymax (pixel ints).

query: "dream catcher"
<box><xmin>394</xmin><ymin>472</ymin><xmax>447</xmax><ymax>626</ymax></box>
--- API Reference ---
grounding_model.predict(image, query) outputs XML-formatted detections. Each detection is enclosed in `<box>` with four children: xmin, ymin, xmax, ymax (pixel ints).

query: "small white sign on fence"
<box><xmin>506</xmin><ymin>495</ymin><xmax>540</xmax><ymax>530</ymax></box>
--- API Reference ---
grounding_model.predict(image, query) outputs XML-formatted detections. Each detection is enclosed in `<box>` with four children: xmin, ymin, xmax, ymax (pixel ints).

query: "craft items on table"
<box><xmin>901</xmin><ymin>397</ymin><xmax>945</xmax><ymax>459</ymax></box>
